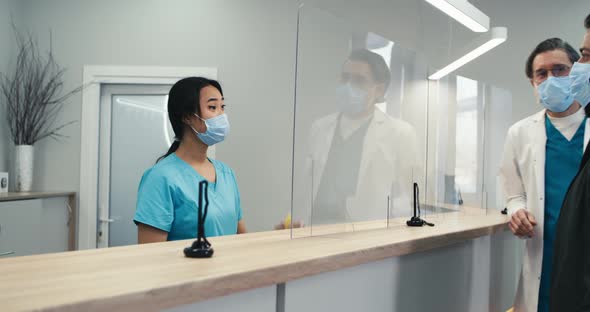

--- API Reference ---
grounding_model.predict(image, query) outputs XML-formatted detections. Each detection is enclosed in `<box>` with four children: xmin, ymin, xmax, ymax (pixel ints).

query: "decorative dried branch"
<box><xmin>0</xmin><ymin>21</ymin><xmax>83</xmax><ymax>145</ymax></box>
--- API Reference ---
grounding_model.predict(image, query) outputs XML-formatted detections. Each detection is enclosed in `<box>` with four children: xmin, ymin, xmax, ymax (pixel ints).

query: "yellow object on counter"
<box><xmin>283</xmin><ymin>214</ymin><xmax>292</xmax><ymax>228</ymax></box>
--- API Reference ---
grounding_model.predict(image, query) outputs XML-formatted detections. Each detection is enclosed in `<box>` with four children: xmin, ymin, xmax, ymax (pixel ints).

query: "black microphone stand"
<box><xmin>184</xmin><ymin>180</ymin><xmax>214</xmax><ymax>258</ymax></box>
<box><xmin>406</xmin><ymin>183</ymin><xmax>434</xmax><ymax>227</ymax></box>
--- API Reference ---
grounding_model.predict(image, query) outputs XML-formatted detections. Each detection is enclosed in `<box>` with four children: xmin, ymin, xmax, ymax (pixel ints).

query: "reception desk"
<box><xmin>0</xmin><ymin>209</ymin><xmax>518</xmax><ymax>312</ymax></box>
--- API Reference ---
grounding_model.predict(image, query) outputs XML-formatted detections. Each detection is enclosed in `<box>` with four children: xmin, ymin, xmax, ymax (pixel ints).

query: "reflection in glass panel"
<box><xmin>291</xmin><ymin>5</ymin><xmax>426</xmax><ymax>237</ymax></box>
<box><xmin>291</xmin><ymin>4</ymin><xmax>511</xmax><ymax>238</ymax></box>
<box><xmin>426</xmin><ymin>75</ymin><xmax>512</xmax><ymax>217</ymax></box>
<box><xmin>483</xmin><ymin>86</ymin><xmax>513</xmax><ymax>210</ymax></box>
<box><xmin>455</xmin><ymin>76</ymin><xmax>479</xmax><ymax>197</ymax></box>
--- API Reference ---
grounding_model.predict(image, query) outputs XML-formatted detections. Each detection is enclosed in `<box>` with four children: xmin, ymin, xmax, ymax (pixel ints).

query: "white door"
<box><xmin>97</xmin><ymin>84</ymin><xmax>215</xmax><ymax>248</ymax></box>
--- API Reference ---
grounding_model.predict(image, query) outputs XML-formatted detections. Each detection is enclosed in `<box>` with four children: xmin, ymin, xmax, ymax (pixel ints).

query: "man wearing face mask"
<box><xmin>499</xmin><ymin>38</ymin><xmax>586</xmax><ymax>312</ymax></box>
<box><xmin>304</xmin><ymin>49</ymin><xmax>418</xmax><ymax>224</ymax></box>
<box><xmin>550</xmin><ymin>14</ymin><xmax>590</xmax><ymax>312</ymax></box>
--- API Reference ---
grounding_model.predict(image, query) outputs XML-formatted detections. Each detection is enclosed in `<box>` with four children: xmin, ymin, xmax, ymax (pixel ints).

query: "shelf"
<box><xmin>0</xmin><ymin>192</ymin><xmax>76</xmax><ymax>202</ymax></box>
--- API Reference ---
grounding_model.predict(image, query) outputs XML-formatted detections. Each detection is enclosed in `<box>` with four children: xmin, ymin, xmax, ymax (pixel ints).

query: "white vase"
<box><xmin>15</xmin><ymin>145</ymin><xmax>34</xmax><ymax>192</ymax></box>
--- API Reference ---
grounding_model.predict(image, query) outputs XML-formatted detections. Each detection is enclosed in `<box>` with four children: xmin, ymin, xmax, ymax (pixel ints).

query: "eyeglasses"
<box><xmin>340</xmin><ymin>72</ymin><xmax>374</xmax><ymax>89</ymax></box>
<box><xmin>533</xmin><ymin>64</ymin><xmax>571</xmax><ymax>83</ymax></box>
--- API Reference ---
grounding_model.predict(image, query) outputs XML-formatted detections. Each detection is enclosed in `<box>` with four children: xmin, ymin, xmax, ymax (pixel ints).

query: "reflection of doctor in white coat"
<box><xmin>305</xmin><ymin>49</ymin><xmax>419</xmax><ymax>224</ymax></box>
<box><xmin>499</xmin><ymin>38</ymin><xmax>588</xmax><ymax>312</ymax></box>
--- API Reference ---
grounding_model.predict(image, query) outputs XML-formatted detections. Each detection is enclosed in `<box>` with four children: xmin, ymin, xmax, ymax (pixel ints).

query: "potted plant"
<box><xmin>0</xmin><ymin>24</ymin><xmax>82</xmax><ymax>192</ymax></box>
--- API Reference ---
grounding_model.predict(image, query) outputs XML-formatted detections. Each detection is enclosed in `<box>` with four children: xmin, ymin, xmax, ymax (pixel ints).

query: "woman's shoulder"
<box><xmin>210</xmin><ymin>158</ymin><xmax>236</xmax><ymax>176</ymax></box>
<box><xmin>142</xmin><ymin>154</ymin><xmax>184</xmax><ymax>181</ymax></box>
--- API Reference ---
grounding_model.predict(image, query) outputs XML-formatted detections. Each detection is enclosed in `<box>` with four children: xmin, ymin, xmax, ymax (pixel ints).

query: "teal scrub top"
<box><xmin>538</xmin><ymin>116</ymin><xmax>585</xmax><ymax>312</ymax></box>
<box><xmin>134</xmin><ymin>153</ymin><xmax>243</xmax><ymax>240</ymax></box>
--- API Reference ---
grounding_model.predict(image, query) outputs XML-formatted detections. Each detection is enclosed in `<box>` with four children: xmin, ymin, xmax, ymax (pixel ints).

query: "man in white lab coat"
<box><xmin>500</xmin><ymin>38</ymin><xmax>587</xmax><ymax>312</ymax></box>
<box><xmin>306</xmin><ymin>49</ymin><xmax>418</xmax><ymax>224</ymax></box>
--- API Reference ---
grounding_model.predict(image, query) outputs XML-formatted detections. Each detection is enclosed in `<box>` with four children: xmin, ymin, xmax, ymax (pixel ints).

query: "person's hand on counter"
<box><xmin>274</xmin><ymin>214</ymin><xmax>304</xmax><ymax>230</ymax></box>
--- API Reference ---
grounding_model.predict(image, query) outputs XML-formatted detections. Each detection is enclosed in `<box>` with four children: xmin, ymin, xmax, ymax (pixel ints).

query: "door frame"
<box><xmin>79</xmin><ymin>66</ymin><xmax>217</xmax><ymax>250</ymax></box>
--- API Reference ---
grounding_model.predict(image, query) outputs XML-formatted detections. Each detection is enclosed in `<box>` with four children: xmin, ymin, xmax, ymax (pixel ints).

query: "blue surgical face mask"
<box><xmin>537</xmin><ymin>76</ymin><xmax>575</xmax><ymax>113</ymax></box>
<box><xmin>190</xmin><ymin>113</ymin><xmax>230</xmax><ymax>146</ymax></box>
<box><xmin>570</xmin><ymin>62</ymin><xmax>590</xmax><ymax>108</ymax></box>
<box><xmin>335</xmin><ymin>83</ymin><xmax>368</xmax><ymax>115</ymax></box>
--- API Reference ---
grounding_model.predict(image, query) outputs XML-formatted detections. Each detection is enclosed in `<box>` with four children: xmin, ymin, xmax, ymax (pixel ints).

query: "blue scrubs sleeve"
<box><xmin>134</xmin><ymin>170</ymin><xmax>174</xmax><ymax>232</ymax></box>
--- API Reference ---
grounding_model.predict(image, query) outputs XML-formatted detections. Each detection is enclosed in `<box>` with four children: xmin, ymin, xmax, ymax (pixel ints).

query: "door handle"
<box><xmin>99</xmin><ymin>218</ymin><xmax>115</xmax><ymax>223</ymax></box>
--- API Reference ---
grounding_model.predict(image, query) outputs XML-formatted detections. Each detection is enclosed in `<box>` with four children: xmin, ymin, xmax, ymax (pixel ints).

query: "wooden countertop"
<box><xmin>0</xmin><ymin>192</ymin><xmax>76</xmax><ymax>202</ymax></box>
<box><xmin>0</xmin><ymin>209</ymin><xmax>509</xmax><ymax>312</ymax></box>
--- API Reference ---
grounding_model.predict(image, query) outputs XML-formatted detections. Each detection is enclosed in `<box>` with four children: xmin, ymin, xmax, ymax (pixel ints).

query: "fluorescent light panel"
<box><xmin>424</xmin><ymin>0</ymin><xmax>489</xmax><ymax>32</ymax></box>
<box><xmin>428</xmin><ymin>27</ymin><xmax>507</xmax><ymax>80</ymax></box>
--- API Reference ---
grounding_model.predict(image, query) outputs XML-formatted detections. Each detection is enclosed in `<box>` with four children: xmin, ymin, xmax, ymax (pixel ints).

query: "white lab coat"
<box><xmin>303</xmin><ymin>108</ymin><xmax>419</xmax><ymax>222</ymax></box>
<box><xmin>499</xmin><ymin>109</ymin><xmax>590</xmax><ymax>312</ymax></box>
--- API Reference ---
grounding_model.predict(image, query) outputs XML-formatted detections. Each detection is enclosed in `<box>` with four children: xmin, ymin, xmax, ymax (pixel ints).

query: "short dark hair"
<box><xmin>348</xmin><ymin>49</ymin><xmax>391</xmax><ymax>92</ymax></box>
<box><xmin>525</xmin><ymin>38</ymin><xmax>580</xmax><ymax>79</ymax></box>
<box><xmin>585</xmin><ymin>13</ymin><xmax>590</xmax><ymax>29</ymax></box>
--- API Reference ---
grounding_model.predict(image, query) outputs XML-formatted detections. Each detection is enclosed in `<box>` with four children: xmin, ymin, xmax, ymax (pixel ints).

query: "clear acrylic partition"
<box><xmin>290</xmin><ymin>4</ymin><xmax>512</xmax><ymax>238</ymax></box>
<box><xmin>425</xmin><ymin>76</ymin><xmax>512</xmax><ymax>223</ymax></box>
<box><xmin>290</xmin><ymin>4</ymin><xmax>428</xmax><ymax>238</ymax></box>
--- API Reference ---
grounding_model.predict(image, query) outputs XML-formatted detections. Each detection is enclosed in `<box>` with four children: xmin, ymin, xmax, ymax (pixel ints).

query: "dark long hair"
<box><xmin>157</xmin><ymin>77</ymin><xmax>223</xmax><ymax>162</ymax></box>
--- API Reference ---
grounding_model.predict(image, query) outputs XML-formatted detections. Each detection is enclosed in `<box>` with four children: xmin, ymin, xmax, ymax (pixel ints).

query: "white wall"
<box><xmin>0</xmin><ymin>0</ymin><xmax>24</xmax><ymax>181</ymax></box>
<box><xmin>446</xmin><ymin>0</ymin><xmax>590</xmax><ymax>122</ymax></box>
<box><xmin>2</xmin><ymin>0</ymin><xmax>589</xmax><ymax>232</ymax></box>
<box><xmin>16</xmin><ymin>0</ymin><xmax>299</xmax><ymax>232</ymax></box>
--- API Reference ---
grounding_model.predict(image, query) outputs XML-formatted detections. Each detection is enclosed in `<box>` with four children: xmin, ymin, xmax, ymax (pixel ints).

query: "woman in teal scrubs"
<box><xmin>134</xmin><ymin>77</ymin><xmax>246</xmax><ymax>243</ymax></box>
